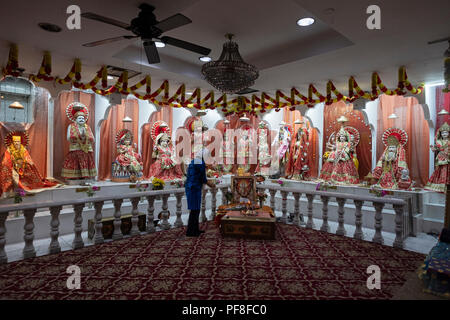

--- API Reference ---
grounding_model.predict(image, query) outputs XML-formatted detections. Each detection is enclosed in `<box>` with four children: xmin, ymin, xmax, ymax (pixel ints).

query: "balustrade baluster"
<box><xmin>281</xmin><ymin>191</ymin><xmax>288</xmax><ymax>224</ymax></box>
<box><xmin>336</xmin><ymin>198</ymin><xmax>346</xmax><ymax>236</ymax></box>
<box><xmin>209</xmin><ymin>187</ymin><xmax>217</xmax><ymax>220</ymax></box>
<box><xmin>0</xmin><ymin>212</ymin><xmax>8</xmax><ymax>264</ymax></box>
<box><xmin>23</xmin><ymin>209</ymin><xmax>36</xmax><ymax>258</ymax></box>
<box><xmin>130</xmin><ymin>197</ymin><xmax>140</xmax><ymax>236</ymax></box>
<box><xmin>221</xmin><ymin>187</ymin><xmax>228</xmax><ymax>205</ymax></box>
<box><xmin>146</xmin><ymin>196</ymin><xmax>156</xmax><ymax>233</ymax></box>
<box><xmin>72</xmin><ymin>204</ymin><xmax>85</xmax><ymax>249</ymax></box>
<box><xmin>320</xmin><ymin>196</ymin><xmax>330</xmax><ymax>232</ymax></box>
<box><xmin>160</xmin><ymin>194</ymin><xmax>171</xmax><ymax>230</ymax></box>
<box><xmin>93</xmin><ymin>201</ymin><xmax>105</xmax><ymax>244</ymax></box>
<box><xmin>292</xmin><ymin>193</ymin><xmax>301</xmax><ymax>226</ymax></box>
<box><xmin>200</xmin><ymin>188</ymin><xmax>208</xmax><ymax>223</ymax></box>
<box><xmin>49</xmin><ymin>206</ymin><xmax>62</xmax><ymax>254</ymax></box>
<box><xmin>258</xmin><ymin>188</ymin><xmax>266</xmax><ymax>208</ymax></box>
<box><xmin>306</xmin><ymin>194</ymin><xmax>315</xmax><ymax>229</ymax></box>
<box><xmin>393</xmin><ymin>204</ymin><xmax>404</xmax><ymax>249</ymax></box>
<box><xmin>372</xmin><ymin>202</ymin><xmax>385</xmax><ymax>244</ymax></box>
<box><xmin>174</xmin><ymin>192</ymin><xmax>184</xmax><ymax>227</ymax></box>
<box><xmin>353</xmin><ymin>200</ymin><xmax>364</xmax><ymax>240</ymax></box>
<box><xmin>269</xmin><ymin>189</ymin><xmax>277</xmax><ymax>211</ymax></box>
<box><xmin>112</xmin><ymin>199</ymin><xmax>124</xmax><ymax>240</ymax></box>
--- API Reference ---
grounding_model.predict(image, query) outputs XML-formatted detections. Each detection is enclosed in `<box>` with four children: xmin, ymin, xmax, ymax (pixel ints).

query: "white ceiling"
<box><xmin>0</xmin><ymin>0</ymin><xmax>448</xmax><ymax>97</ymax></box>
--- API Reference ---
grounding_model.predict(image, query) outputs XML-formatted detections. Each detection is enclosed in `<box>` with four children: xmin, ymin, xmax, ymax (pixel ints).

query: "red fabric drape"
<box><xmin>53</xmin><ymin>91</ymin><xmax>96</xmax><ymax>180</ymax></box>
<box><xmin>283</xmin><ymin>109</ymin><xmax>320</xmax><ymax>178</ymax></box>
<box><xmin>323</xmin><ymin>101</ymin><xmax>372</xmax><ymax>179</ymax></box>
<box><xmin>141</xmin><ymin>107</ymin><xmax>173</xmax><ymax>178</ymax></box>
<box><xmin>377</xmin><ymin>94</ymin><xmax>429</xmax><ymax>187</ymax></box>
<box><xmin>0</xmin><ymin>87</ymin><xmax>50</xmax><ymax>177</ymax></box>
<box><xmin>435</xmin><ymin>85</ymin><xmax>450</xmax><ymax>129</ymax></box>
<box><xmin>98</xmin><ymin>99</ymin><xmax>139</xmax><ymax>180</ymax></box>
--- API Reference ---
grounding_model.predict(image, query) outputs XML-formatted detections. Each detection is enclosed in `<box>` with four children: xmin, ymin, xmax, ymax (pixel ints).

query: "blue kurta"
<box><xmin>184</xmin><ymin>159</ymin><xmax>208</xmax><ymax>210</ymax></box>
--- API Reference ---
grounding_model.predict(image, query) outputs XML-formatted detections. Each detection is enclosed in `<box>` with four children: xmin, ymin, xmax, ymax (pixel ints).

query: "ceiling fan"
<box><xmin>81</xmin><ymin>3</ymin><xmax>211</xmax><ymax>64</ymax></box>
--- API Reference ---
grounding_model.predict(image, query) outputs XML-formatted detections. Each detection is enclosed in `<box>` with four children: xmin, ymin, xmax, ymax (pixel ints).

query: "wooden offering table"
<box><xmin>218</xmin><ymin>204</ymin><xmax>276</xmax><ymax>240</ymax></box>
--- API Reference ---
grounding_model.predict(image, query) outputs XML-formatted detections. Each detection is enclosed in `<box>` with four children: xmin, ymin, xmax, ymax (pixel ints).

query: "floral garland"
<box><xmin>2</xmin><ymin>44</ymin><xmax>425</xmax><ymax>115</ymax></box>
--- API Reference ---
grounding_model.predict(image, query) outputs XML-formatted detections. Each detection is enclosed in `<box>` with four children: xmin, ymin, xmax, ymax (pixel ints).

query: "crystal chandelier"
<box><xmin>201</xmin><ymin>34</ymin><xmax>259</xmax><ymax>94</ymax></box>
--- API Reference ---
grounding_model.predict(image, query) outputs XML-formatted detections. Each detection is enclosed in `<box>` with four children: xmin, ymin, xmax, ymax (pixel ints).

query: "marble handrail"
<box><xmin>0</xmin><ymin>183</ymin><xmax>231</xmax><ymax>264</ymax></box>
<box><xmin>0</xmin><ymin>183</ymin><xmax>230</xmax><ymax>214</ymax></box>
<box><xmin>256</xmin><ymin>183</ymin><xmax>406</xmax><ymax>249</ymax></box>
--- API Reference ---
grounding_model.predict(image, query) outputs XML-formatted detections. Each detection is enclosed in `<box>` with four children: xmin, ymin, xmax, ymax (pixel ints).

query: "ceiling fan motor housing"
<box><xmin>130</xmin><ymin>4</ymin><xmax>161</xmax><ymax>39</ymax></box>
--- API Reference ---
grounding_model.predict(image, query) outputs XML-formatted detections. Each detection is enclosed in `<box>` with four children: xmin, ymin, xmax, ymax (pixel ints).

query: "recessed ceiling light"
<box><xmin>199</xmin><ymin>56</ymin><xmax>212</xmax><ymax>62</ymax></box>
<box><xmin>155</xmin><ymin>41</ymin><xmax>165</xmax><ymax>48</ymax></box>
<box><xmin>107</xmin><ymin>75</ymin><xmax>114</xmax><ymax>80</ymax></box>
<box><xmin>38</xmin><ymin>22</ymin><xmax>62</xmax><ymax>33</ymax></box>
<box><xmin>186</xmin><ymin>91</ymin><xmax>193</xmax><ymax>95</ymax></box>
<box><xmin>297</xmin><ymin>17</ymin><xmax>315</xmax><ymax>27</ymax></box>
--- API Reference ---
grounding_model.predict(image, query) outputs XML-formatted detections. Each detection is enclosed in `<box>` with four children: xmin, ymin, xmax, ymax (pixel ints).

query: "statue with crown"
<box><xmin>371</xmin><ymin>127</ymin><xmax>411</xmax><ymax>189</ymax></box>
<box><xmin>319</xmin><ymin>116</ymin><xmax>360</xmax><ymax>184</ymax></box>
<box><xmin>61</xmin><ymin>102</ymin><xmax>97</xmax><ymax>183</ymax></box>
<box><xmin>425</xmin><ymin>122</ymin><xmax>450</xmax><ymax>193</ymax></box>
<box><xmin>286</xmin><ymin>118</ymin><xmax>310</xmax><ymax>180</ymax></box>
<box><xmin>111</xmin><ymin>129</ymin><xmax>143</xmax><ymax>182</ymax></box>
<box><xmin>147</xmin><ymin>120</ymin><xmax>183</xmax><ymax>181</ymax></box>
<box><xmin>0</xmin><ymin>130</ymin><xmax>59</xmax><ymax>198</ymax></box>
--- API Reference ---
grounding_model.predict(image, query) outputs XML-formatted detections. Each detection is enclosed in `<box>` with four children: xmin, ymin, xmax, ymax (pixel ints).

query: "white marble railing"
<box><xmin>0</xmin><ymin>184</ymin><xmax>232</xmax><ymax>264</ymax></box>
<box><xmin>257</xmin><ymin>184</ymin><xmax>407</xmax><ymax>249</ymax></box>
<box><xmin>0</xmin><ymin>181</ymin><xmax>409</xmax><ymax>264</ymax></box>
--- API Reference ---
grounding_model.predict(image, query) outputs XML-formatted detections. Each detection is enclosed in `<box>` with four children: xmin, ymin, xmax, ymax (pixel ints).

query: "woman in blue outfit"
<box><xmin>185</xmin><ymin>149</ymin><xmax>215</xmax><ymax>237</ymax></box>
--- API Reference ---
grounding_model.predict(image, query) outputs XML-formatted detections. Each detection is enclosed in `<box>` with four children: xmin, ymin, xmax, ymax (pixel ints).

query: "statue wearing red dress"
<box><xmin>61</xmin><ymin>102</ymin><xmax>97</xmax><ymax>181</ymax></box>
<box><xmin>425</xmin><ymin>122</ymin><xmax>449</xmax><ymax>193</ymax></box>
<box><xmin>112</xmin><ymin>129</ymin><xmax>143</xmax><ymax>182</ymax></box>
<box><xmin>0</xmin><ymin>131</ymin><xmax>58</xmax><ymax>198</ymax></box>
<box><xmin>286</xmin><ymin>119</ymin><xmax>310</xmax><ymax>180</ymax></box>
<box><xmin>372</xmin><ymin>127</ymin><xmax>411</xmax><ymax>190</ymax></box>
<box><xmin>319</xmin><ymin>117</ymin><xmax>360</xmax><ymax>185</ymax></box>
<box><xmin>147</xmin><ymin>121</ymin><xmax>183</xmax><ymax>181</ymax></box>
<box><xmin>256</xmin><ymin>122</ymin><xmax>271</xmax><ymax>175</ymax></box>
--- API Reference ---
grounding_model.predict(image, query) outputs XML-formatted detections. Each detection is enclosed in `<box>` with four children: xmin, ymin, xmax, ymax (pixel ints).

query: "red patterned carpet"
<box><xmin>0</xmin><ymin>222</ymin><xmax>425</xmax><ymax>300</ymax></box>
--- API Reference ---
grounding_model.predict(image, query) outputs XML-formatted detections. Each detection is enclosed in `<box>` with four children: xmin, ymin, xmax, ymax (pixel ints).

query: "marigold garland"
<box><xmin>1</xmin><ymin>43</ymin><xmax>426</xmax><ymax>115</ymax></box>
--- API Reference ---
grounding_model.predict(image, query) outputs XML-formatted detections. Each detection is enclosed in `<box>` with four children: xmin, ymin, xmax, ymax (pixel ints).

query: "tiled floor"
<box><xmin>4</xmin><ymin>211</ymin><xmax>438</xmax><ymax>263</ymax></box>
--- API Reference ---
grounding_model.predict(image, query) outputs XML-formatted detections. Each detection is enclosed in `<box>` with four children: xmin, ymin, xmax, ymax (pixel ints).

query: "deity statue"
<box><xmin>276</xmin><ymin>122</ymin><xmax>292</xmax><ymax>177</ymax></box>
<box><xmin>286</xmin><ymin>119</ymin><xmax>310</xmax><ymax>180</ymax></box>
<box><xmin>111</xmin><ymin>129</ymin><xmax>143</xmax><ymax>182</ymax></box>
<box><xmin>148</xmin><ymin>120</ymin><xmax>183</xmax><ymax>181</ymax></box>
<box><xmin>425</xmin><ymin>122</ymin><xmax>450</xmax><ymax>192</ymax></box>
<box><xmin>222</xmin><ymin>119</ymin><xmax>234</xmax><ymax>173</ymax></box>
<box><xmin>61</xmin><ymin>102</ymin><xmax>97</xmax><ymax>181</ymax></box>
<box><xmin>372</xmin><ymin>127</ymin><xmax>411</xmax><ymax>189</ymax></box>
<box><xmin>320</xmin><ymin>117</ymin><xmax>359</xmax><ymax>184</ymax></box>
<box><xmin>257</xmin><ymin>121</ymin><xmax>271</xmax><ymax>175</ymax></box>
<box><xmin>237</xmin><ymin>124</ymin><xmax>253</xmax><ymax>173</ymax></box>
<box><xmin>0</xmin><ymin>131</ymin><xmax>59</xmax><ymax>197</ymax></box>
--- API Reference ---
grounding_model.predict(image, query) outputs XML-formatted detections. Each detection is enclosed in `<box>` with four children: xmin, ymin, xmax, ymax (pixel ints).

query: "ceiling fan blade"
<box><xmin>236</xmin><ymin>88</ymin><xmax>259</xmax><ymax>95</ymax></box>
<box><xmin>160</xmin><ymin>36</ymin><xmax>211</xmax><ymax>56</ymax></box>
<box><xmin>143</xmin><ymin>41</ymin><xmax>160</xmax><ymax>64</ymax></box>
<box><xmin>81</xmin><ymin>12</ymin><xmax>130</xmax><ymax>30</ymax></box>
<box><xmin>82</xmin><ymin>36</ymin><xmax>137</xmax><ymax>47</ymax></box>
<box><xmin>154</xmin><ymin>13</ymin><xmax>192</xmax><ymax>33</ymax></box>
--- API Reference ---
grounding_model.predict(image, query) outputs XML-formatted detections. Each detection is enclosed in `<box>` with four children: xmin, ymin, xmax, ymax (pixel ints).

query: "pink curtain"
<box><xmin>98</xmin><ymin>99</ymin><xmax>139</xmax><ymax>180</ymax></box>
<box><xmin>141</xmin><ymin>107</ymin><xmax>173</xmax><ymax>178</ymax></box>
<box><xmin>377</xmin><ymin>94</ymin><xmax>429</xmax><ymax>187</ymax></box>
<box><xmin>53</xmin><ymin>91</ymin><xmax>96</xmax><ymax>180</ymax></box>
